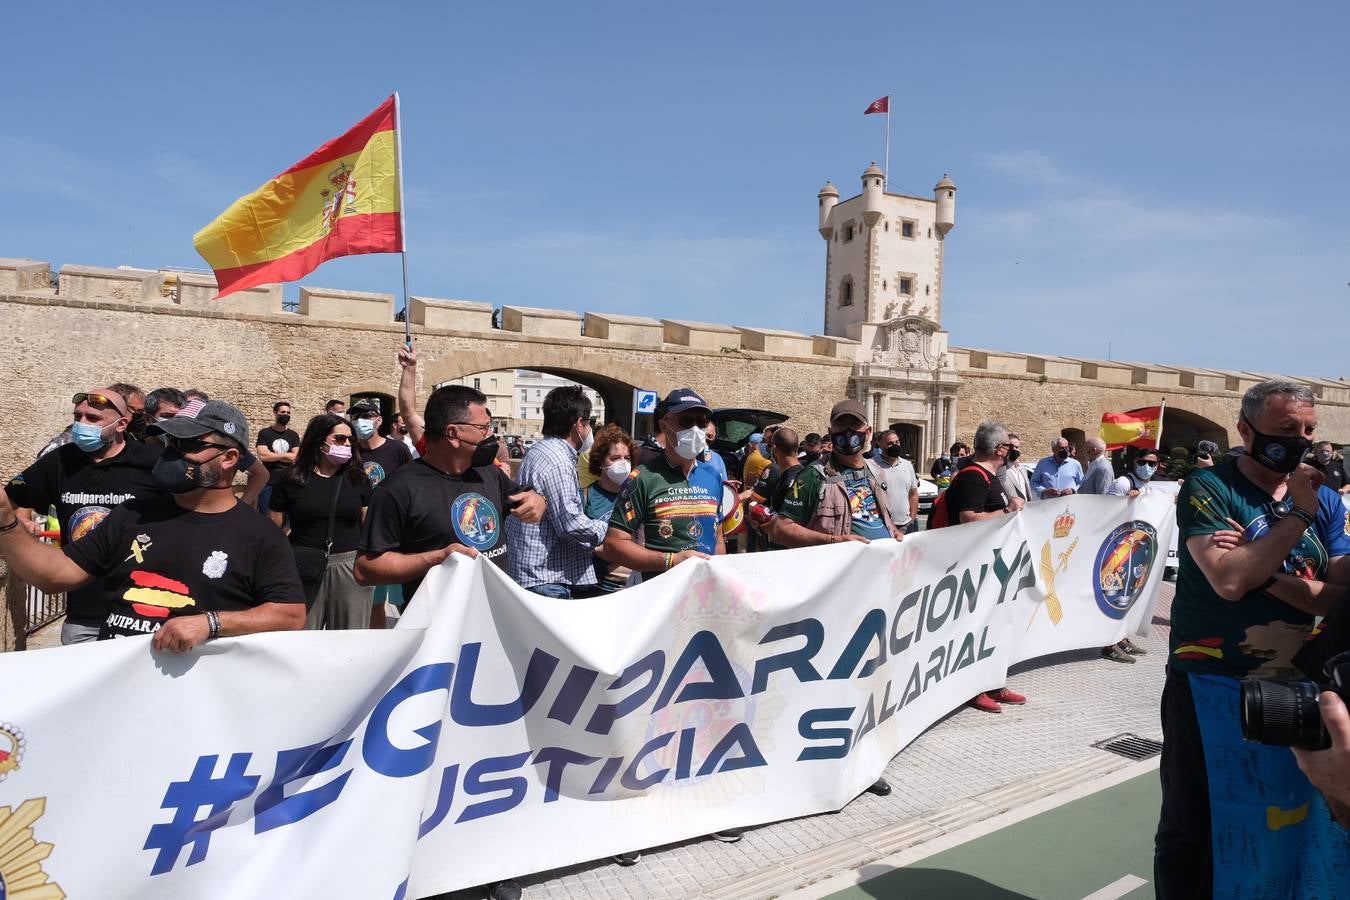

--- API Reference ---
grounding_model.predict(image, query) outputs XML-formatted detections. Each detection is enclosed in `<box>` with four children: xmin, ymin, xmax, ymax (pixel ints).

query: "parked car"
<box><xmin>709</xmin><ymin>407</ymin><xmax>789</xmax><ymax>481</ymax></box>
<box><xmin>917</xmin><ymin>478</ymin><xmax>939</xmax><ymax>515</ymax></box>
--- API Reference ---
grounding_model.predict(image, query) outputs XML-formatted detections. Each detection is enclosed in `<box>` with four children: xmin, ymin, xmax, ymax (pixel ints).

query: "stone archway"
<box><xmin>1161</xmin><ymin>407</ymin><xmax>1229</xmax><ymax>453</ymax></box>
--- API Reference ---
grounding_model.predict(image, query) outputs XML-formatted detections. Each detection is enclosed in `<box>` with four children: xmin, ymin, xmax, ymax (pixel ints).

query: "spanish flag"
<box><xmin>193</xmin><ymin>95</ymin><xmax>403</xmax><ymax>299</ymax></box>
<box><xmin>1100</xmin><ymin>406</ymin><xmax>1163</xmax><ymax>450</ymax></box>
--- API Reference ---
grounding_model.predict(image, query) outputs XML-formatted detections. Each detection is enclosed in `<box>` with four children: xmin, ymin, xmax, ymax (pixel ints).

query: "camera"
<box><xmin>1241</xmin><ymin>650</ymin><xmax>1350</xmax><ymax>750</ymax></box>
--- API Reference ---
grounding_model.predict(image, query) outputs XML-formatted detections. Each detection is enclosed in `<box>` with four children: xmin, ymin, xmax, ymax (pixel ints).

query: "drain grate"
<box><xmin>1092</xmin><ymin>732</ymin><xmax>1164</xmax><ymax>761</ymax></box>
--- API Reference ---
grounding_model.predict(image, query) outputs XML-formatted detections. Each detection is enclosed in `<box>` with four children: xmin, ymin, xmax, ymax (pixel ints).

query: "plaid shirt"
<box><xmin>506</xmin><ymin>437</ymin><xmax>608</xmax><ymax>589</ymax></box>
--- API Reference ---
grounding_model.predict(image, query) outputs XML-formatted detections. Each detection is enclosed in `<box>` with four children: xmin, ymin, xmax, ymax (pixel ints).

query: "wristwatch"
<box><xmin>1269</xmin><ymin>498</ymin><xmax>1317</xmax><ymax>529</ymax></box>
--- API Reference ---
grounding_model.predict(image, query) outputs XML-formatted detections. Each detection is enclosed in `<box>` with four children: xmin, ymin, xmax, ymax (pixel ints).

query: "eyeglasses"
<box><xmin>328</xmin><ymin>433</ymin><xmax>353</xmax><ymax>445</ymax></box>
<box><xmin>163</xmin><ymin>436</ymin><xmax>226</xmax><ymax>455</ymax></box>
<box><xmin>73</xmin><ymin>391</ymin><xmax>127</xmax><ymax>417</ymax></box>
<box><xmin>451</xmin><ymin>421</ymin><xmax>493</xmax><ymax>435</ymax></box>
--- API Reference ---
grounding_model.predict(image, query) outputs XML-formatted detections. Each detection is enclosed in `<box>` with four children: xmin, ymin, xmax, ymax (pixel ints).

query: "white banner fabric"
<box><xmin>0</xmin><ymin>494</ymin><xmax>1175</xmax><ymax>899</ymax></box>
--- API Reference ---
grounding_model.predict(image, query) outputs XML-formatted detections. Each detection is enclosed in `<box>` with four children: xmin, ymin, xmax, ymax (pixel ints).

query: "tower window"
<box><xmin>840</xmin><ymin>277</ymin><xmax>854</xmax><ymax>307</ymax></box>
<box><xmin>900</xmin><ymin>220</ymin><xmax>915</xmax><ymax>238</ymax></box>
<box><xmin>899</xmin><ymin>277</ymin><xmax>913</xmax><ymax>296</ymax></box>
<box><xmin>843</xmin><ymin>222</ymin><xmax>855</xmax><ymax>242</ymax></box>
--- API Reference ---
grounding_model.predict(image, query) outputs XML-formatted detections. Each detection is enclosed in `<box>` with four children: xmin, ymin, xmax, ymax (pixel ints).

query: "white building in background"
<box><xmin>439</xmin><ymin>370</ymin><xmax>517</xmax><ymax>434</ymax></box>
<box><xmin>817</xmin><ymin>164</ymin><xmax>960</xmax><ymax>461</ymax></box>
<box><xmin>515</xmin><ymin>370</ymin><xmax>605</xmax><ymax>437</ymax></box>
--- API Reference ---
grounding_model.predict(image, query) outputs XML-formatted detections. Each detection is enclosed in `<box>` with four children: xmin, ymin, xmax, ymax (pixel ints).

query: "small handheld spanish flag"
<box><xmin>1100</xmin><ymin>406</ymin><xmax>1163</xmax><ymax>451</ymax></box>
<box><xmin>193</xmin><ymin>95</ymin><xmax>403</xmax><ymax>299</ymax></box>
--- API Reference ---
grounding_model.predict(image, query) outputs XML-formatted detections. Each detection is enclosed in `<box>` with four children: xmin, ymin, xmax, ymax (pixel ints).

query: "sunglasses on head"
<box><xmin>163</xmin><ymin>435</ymin><xmax>227</xmax><ymax>455</ymax></box>
<box><xmin>73</xmin><ymin>392</ymin><xmax>127</xmax><ymax>416</ymax></box>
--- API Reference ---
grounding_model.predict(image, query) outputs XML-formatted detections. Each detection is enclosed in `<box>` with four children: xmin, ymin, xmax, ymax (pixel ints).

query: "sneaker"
<box><xmin>712</xmin><ymin>829</ymin><xmax>743</xmax><ymax>843</ymax></box>
<box><xmin>486</xmin><ymin>880</ymin><xmax>522</xmax><ymax>900</ymax></box>
<box><xmin>990</xmin><ymin>687</ymin><xmax>1026</xmax><ymax>705</ymax></box>
<box><xmin>1119</xmin><ymin>638</ymin><xmax>1148</xmax><ymax>656</ymax></box>
<box><xmin>1102</xmin><ymin>644</ymin><xmax>1136</xmax><ymax>664</ymax></box>
<box><xmin>612</xmin><ymin>851</ymin><xmax>641</xmax><ymax>867</ymax></box>
<box><xmin>969</xmin><ymin>692</ymin><xmax>1002</xmax><ymax>713</ymax></box>
<box><xmin>866</xmin><ymin>777</ymin><xmax>891</xmax><ymax>797</ymax></box>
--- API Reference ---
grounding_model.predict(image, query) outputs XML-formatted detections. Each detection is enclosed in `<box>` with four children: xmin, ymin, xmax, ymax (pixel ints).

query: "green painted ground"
<box><xmin>829</xmin><ymin>771</ymin><xmax>1159</xmax><ymax>900</ymax></box>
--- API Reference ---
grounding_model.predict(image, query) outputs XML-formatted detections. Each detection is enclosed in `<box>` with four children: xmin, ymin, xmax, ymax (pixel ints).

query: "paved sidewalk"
<box><xmin>435</xmin><ymin>584</ymin><xmax>1174</xmax><ymax>899</ymax></box>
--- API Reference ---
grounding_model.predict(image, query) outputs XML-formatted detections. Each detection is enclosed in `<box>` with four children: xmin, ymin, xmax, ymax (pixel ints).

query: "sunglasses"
<box><xmin>328</xmin><ymin>433</ymin><xmax>353</xmax><ymax>445</ymax></box>
<box><xmin>675</xmin><ymin>413</ymin><xmax>711</xmax><ymax>429</ymax></box>
<box><xmin>73</xmin><ymin>391</ymin><xmax>127</xmax><ymax>417</ymax></box>
<box><xmin>163</xmin><ymin>435</ymin><xmax>227</xmax><ymax>455</ymax></box>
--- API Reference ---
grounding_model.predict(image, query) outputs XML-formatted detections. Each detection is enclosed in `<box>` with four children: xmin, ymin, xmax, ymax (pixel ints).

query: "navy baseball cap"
<box><xmin>657</xmin><ymin>388</ymin><xmax>711</xmax><ymax>418</ymax></box>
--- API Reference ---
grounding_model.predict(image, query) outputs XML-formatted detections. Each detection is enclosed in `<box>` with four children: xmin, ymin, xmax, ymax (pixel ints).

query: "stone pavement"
<box><xmin>429</xmin><ymin>583</ymin><xmax>1176</xmax><ymax>900</ymax></box>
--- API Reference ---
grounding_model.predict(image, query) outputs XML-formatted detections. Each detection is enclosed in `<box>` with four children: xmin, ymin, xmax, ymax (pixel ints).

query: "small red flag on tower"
<box><xmin>864</xmin><ymin>95</ymin><xmax>889</xmax><ymax>115</ymax></box>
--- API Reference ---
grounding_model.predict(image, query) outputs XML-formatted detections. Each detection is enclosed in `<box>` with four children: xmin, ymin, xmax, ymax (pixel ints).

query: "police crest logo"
<box><xmin>0</xmin><ymin>722</ymin><xmax>24</xmax><ymax>781</ymax></box>
<box><xmin>451</xmin><ymin>493</ymin><xmax>500</xmax><ymax>551</ymax></box>
<box><xmin>0</xmin><ymin>797</ymin><xmax>66</xmax><ymax>899</ymax></box>
<box><xmin>1092</xmin><ymin>520</ymin><xmax>1159</xmax><ymax>620</ymax></box>
<box><xmin>202</xmin><ymin>550</ymin><xmax>229</xmax><ymax>580</ymax></box>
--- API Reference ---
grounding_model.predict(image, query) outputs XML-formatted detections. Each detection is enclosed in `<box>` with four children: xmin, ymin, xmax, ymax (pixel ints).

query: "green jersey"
<box><xmin>1172</xmin><ymin>459</ymin><xmax>1350</xmax><ymax>677</ymax></box>
<box><xmin>609</xmin><ymin>454</ymin><xmax>722</xmax><ymax>574</ymax></box>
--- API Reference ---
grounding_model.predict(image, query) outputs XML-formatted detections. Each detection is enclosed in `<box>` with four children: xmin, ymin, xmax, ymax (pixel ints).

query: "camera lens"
<box><xmin>1240</xmin><ymin>678</ymin><xmax>1329</xmax><ymax>750</ymax></box>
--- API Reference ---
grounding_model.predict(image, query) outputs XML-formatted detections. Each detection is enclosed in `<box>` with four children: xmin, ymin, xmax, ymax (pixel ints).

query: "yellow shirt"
<box><xmin>577</xmin><ymin>451</ymin><xmax>598</xmax><ymax>489</ymax></box>
<box><xmin>741</xmin><ymin>448</ymin><xmax>771</xmax><ymax>487</ymax></box>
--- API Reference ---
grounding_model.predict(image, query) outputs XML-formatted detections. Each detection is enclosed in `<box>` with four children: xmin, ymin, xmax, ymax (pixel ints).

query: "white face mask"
<box><xmin>674</xmin><ymin>426</ymin><xmax>708</xmax><ymax>461</ymax></box>
<box><xmin>578</xmin><ymin>425</ymin><xmax>594</xmax><ymax>455</ymax></box>
<box><xmin>605</xmin><ymin>459</ymin><xmax>631</xmax><ymax>482</ymax></box>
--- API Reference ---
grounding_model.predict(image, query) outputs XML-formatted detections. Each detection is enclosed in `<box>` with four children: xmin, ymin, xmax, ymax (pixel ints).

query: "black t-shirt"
<box><xmin>360</xmin><ymin>438</ymin><xmax>413</xmax><ymax>487</ymax></box>
<box><xmin>256</xmin><ymin>427</ymin><xmax>301</xmax><ymax>472</ymax></box>
<box><xmin>62</xmin><ymin>496</ymin><xmax>305</xmax><ymax>640</ymax></box>
<box><xmin>268</xmin><ymin>471</ymin><xmax>372</xmax><ymax>552</ymax></box>
<box><xmin>1311</xmin><ymin>457</ymin><xmax>1348</xmax><ymax>492</ymax></box>
<box><xmin>945</xmin><ymin>464</ymin><xmax>1009</xmax><ymax>519</ymax></box>
<box><xmin>5</xmin><ymin>441</ymin><xmax>165</xmax><ymax>626</ymax></box>
<box><xmin>359</xmin><ymin>459</ymin><xmax>524</xmax><ymax>602</ymax></box>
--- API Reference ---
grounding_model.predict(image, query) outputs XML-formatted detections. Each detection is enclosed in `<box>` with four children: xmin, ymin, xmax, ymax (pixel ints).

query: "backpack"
<box><xmin>926</xmin><ymin>464</ymin><xmax>992</xmax><ymax>529</ymax></box>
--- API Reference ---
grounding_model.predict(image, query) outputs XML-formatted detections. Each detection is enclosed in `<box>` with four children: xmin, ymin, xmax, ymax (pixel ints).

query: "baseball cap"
<box><xmin>748</xmin><ymin>432</ymin><xmax>764</xmax><ymax>444</ymax></box>
<box><xmin>150</xmin><ymin>399</ymin><xmax>250</xmax><ymax>450</ymax></box>
<box><xmin>349</xmin><ymin>398</ymin><xmax>382</xmax><ymax>417</ymax></box>
<box><xmin>829</xmin><ymin>399</ymin><xmax>869</xmax><ymax>425</ymax></box>
<box><xmin>657</xmin><ymin>388</ymin><xmax>711</xmax><ymax>418</ymax></box>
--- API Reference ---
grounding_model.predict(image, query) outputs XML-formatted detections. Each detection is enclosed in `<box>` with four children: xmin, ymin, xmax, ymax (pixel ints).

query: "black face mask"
<box><xmin>469</xmin><ymin>434</ymin><xmax>500</xmax><ymax>469</ymax></box>
<box><xmin>1055</xmin><ymin>449</ymin><xmax>1070</xmax><ymax>461</ymax></box>
<box><xmin>276</xmin><ymin>414</ymin><xmax>291</xmax><ymax>427</ymax></box>
<box><xmin>127</xmin><ymin>412</ymin><xmax>148</xmax><ymax>442</ymax></box>
<box><xmin>1007</xmin><ymin>448</ymin><xmax>1021</xmax><ymax>463</ymax></box>
<box><xmin>1244</xmin><ymin>417</ymin><xmax>1311</xmax><ymax>475</ymax></box>
<box><xmin>883</xmin><ymin>445</ymin><xmax>903</xmax><ymax>459</ymax></box>
<box><xmin>152</xmin><ymin>448</ymin><xmax>227</xmax><ymax>494</ymax></box>
<box><xmin>832</xmin><ymin>429</ymin><xmax>867</xmax><ymax>456</ymax></box>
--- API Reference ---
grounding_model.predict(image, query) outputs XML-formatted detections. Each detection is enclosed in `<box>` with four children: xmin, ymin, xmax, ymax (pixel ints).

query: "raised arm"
<box><xmin>397</xmin><ymin>344</ymin><xmax>425</xmax><ymax>444</ymax></box>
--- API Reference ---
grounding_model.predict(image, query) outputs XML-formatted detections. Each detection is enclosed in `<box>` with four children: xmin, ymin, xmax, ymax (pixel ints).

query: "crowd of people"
<box><xmin>1</xmin><ymin>357</ymin><xmax>1347</xmax><ymax>898</ymax></box>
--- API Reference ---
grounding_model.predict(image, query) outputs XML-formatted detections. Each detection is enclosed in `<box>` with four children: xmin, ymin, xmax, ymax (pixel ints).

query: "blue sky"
<box><xmin>4</xmin><ymin>2</ymin><xmax>1347</xmax><ymax>378</ymax></box>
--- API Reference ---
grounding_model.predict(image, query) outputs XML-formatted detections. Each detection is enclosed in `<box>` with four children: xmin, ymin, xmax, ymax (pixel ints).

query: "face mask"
<box><xmin>883</xmin><ymin>445</ymin><xmax>903</xmax><ymax>459</ymax></box>
<box><xmin>674</xmin><ymin>426</ymin><xmax>708</xmax><ymax>461</ymax></box>
<box><xmin>152</xmin><ymin>448</ymin><xmax>226</xmax><ymax>494</ymax></box>
<box><xmin>1316</xmin><ymin>451</ymin><xmax>1333</xmax><ymax>464</ymax></box>
<box><xmin>276</xmin><ymin>414</ymin><xmax>291</xmax><ymax>427</ymax></box>
<box><xmin>1134</xmin><ymin>463</ymin><xmax>1157</xmax><ymax>481</ymax></box>
<box><xmin>469</xmin><ymin>434</ymin><xmax>500</xmax><ymax>468</ymax></box>
<box><xmin>1055</xmin><ymin>448</ymin><xmax>1069</xmax><ymax>461</ymax></box>
<box><xmin>324</xmin><ymin>443</ymin><xmax>352</xmax><ymax>465</ymax></box>
<box><xmin>1244</xmin><ymin>417</ymin><xmax>1311</xmax><ymax>475</ymax></box>
<box><xmin>352</xmin><ymin>418</ymin><xmax>376</xmax><ymax>441</ymax></box>
<box><xmin>605</xmin><ymin>460</ymin><xmax>631</xmax><ymax>482</ymax></box>
<box><xmin>1007</xmin><ymin>448</ymin><xmax>1021</xmax><ymax>463</ymax></box>
<box><xmin>127</xmin><ymin>413</ymin><xmax>147</xmax><ymax>441</ymax></box>
<box><xmin>801</xmin><ymin>451</ymin><xmax>820</xmax><ymax>465</ymax></box>
<box><xmin>578</xmin><ymin>426</ymin><xmax>594</xmax><ymax>455</ymax></box>
<box><xmin>832</xmin><ymin>428</ymin><xmax>866</xmax><ymax>456</ymax></box>
<box><xmin>71</xmin><ymin>421</ymin><xmax>110</xmax><ymax>453</ymax></box>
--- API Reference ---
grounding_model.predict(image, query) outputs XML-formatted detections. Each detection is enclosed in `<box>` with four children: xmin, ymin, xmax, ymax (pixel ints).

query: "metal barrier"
<box><xmin>25</xmin><ymin>582</ymin><xmax>65</xmax><ymax>634</ymax></box>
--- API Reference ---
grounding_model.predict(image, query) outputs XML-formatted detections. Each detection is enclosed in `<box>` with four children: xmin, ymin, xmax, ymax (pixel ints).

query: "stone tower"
<box><xmin>817</xmin><ymin>164</ymin><xmax>961</xmax><ymax>462</ymax></box>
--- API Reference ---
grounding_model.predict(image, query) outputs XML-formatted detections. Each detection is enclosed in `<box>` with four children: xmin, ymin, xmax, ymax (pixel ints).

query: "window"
<box><xmin>473</xmin><ymin>377</ymin><xmax>481</xmax><ymax>390</ymax></box>
<box><xmin>839</xmin><ymin>277</ymin><xmax>854</xmax><ymax>307</ymax></box>
<box><xmin>898</xmin><ymin>277</ymin><xmax>913</xmax><ymax>296</ymax></box>
<box><xmin>490</xmin><ymin>378</ymin><xmax>498</xmax><ymax>389</ymax></box>
<box><xmin>884</xmin><ymin>221</ymin><xmax>889</xmax><ymax>232</ymax></box>
<box><xmin>520</xmin><ymin>390</ymin><xmax>527</xmax><ymax>402</ymax></box>
<box><xmin>900</xmin><ymin>220</ymin><xmax>915</xmax><ymax>239</ymax></box>
<box><xmin>843</xmin><ymin>222</ymin><xmax>855</xmax><ymax>242</ymax></box>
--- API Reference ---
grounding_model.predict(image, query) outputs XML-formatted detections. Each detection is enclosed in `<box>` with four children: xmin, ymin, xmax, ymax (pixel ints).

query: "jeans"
<box><xmin>61</xmin><ymin>621</ymin><xmax>101</xmax><ymax>645</ymax></box>
<box><xmin>528</xmin><ymin>583</ymin><xmax>574</xmax><ymax>599</ymax></box>
<box><xmin>1154</xmin><ymin>667</ymin><xmax>1212</xmax><ymax>899</ymax></box>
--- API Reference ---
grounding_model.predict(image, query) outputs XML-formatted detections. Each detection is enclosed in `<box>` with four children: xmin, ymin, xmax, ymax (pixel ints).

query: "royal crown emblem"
<box><xmin>1053</xmin><ymin>508</ymin><xmax>1076</xmax><ymax>539</ymax></box>
<box><xmin>319</xmin><ymin>162</ymin><xmax>358</xmax><ymax>234</ymax></box>
<box><xmin>0</xmin><ymin>722</ymin><xmax>24</xmax><ymax>781</ymax></box>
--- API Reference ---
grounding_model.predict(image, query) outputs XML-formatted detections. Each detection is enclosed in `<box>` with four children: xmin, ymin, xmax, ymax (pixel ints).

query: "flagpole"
<box><xmin>394</xmin><ymin>91</ymin><xmax>412</xmax><ymax>347</ymax></box>
<box><xmin>884</xmin><ymin>103</ymin><xmax>890</xmax><ymax>190</ymax></box>
<box><xmin>1155</xmin><ymin>398</ymin><xmax>1167</xmax><ymax>451</ymax></box>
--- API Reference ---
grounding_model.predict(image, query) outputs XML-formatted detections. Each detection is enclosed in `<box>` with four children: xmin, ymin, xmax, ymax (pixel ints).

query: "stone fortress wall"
<box><xmin>1</xmin><ymin>256</ymin><xmax>1347</xmax><ymax>485</ymax></box>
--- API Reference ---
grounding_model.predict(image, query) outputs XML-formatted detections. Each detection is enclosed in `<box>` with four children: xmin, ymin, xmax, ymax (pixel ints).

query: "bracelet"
<box><xmin>0</xmin><ymin>515</ymin><xmax>20</xmax><ymax>534</ymax></box>
<box><xmin>205</xmin><ymin>611</ymin><xmax>220</xmax><ymax>640</ymax></box>
<box><xmin>1290</xmin><ymin>506</ymin><xmax>1317</xmax><ymax>529</ymax></box>
<box><xmin>664</xmin><ymin>552</ymin><xmax>674</xmax><ymax>571</ymax></box>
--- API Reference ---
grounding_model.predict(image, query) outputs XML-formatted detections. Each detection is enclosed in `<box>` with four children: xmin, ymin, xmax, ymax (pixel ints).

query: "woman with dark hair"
<box><xmin>583</xmin><ymin>424</ymin><xmax>638</xmax><ymax>593</ymax></box>
<box><xmin>267</xmin><ymin>414</ymin><xmax>374</xmax><ymax>629</ymax></box>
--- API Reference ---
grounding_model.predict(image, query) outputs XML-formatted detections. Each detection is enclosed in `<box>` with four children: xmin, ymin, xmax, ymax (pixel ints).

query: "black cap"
<box><xmin>349</xmin><ymin>398</ymin><xmax>382</xmax><ymax>417</ymax></box>
<box><xmin>657</xmin><ymin>388</ymin><xmax>711</xmax><ymax>418</ymax></box>
<box><xmin>150</xmin><ymin>399</ymin><xmax>250</xmax><ymax>450</ymax></box>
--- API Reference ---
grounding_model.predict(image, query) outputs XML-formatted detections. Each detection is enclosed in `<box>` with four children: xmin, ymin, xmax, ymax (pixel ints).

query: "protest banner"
<box><xmin>0</xmin><ymin>494</ymin><xmax>1174</xmax><ymax>898</ymax></box>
